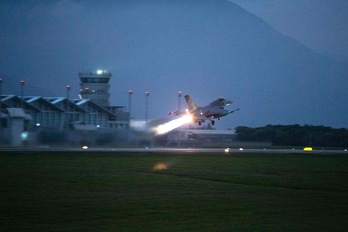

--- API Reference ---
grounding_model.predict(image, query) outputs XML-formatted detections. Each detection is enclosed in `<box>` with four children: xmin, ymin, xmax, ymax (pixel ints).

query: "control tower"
<box><xmin>79</xmin><ymin>70</ymin><xmax>111</xmax><ymax>107</ymax></box>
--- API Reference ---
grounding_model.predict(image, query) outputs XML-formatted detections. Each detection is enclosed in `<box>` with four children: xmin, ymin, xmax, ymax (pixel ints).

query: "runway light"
<box><xmin>21</xmin><ymin>132</ymin><xmax>28</xmax><ymax>141</ymax></box>
<box><xmin>153</xmin><ymin>114</ymin><xmax>193</xmax><ymax>135</ymax></box>
<box><xmin>152</xmin><ymin>162</ymin><xmax>168</xmax><ymax>172</ymax></box>
<box><xmin>304</xmin><ymin>147</ymin><xmax>313</xmax><ymax>151</ymax></box>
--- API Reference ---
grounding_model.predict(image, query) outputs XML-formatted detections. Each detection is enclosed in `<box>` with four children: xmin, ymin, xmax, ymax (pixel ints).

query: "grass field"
<box><xmin>0</xmin><ymin>151</ymin><xmax>347</xmax><ymax>231</ymax></box>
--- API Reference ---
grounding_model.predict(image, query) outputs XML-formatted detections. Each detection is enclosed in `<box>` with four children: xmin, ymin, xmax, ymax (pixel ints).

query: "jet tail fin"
<box><xmin>184</xmin><ymin>95</ymin><xmax>198</xmax><ymax>112</ymax></box>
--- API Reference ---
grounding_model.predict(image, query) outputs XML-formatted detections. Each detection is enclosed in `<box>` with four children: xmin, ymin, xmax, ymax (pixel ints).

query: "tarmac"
<box><xmin>1</xmin><ymin>147</ymin><xmax>347</xmax><ymax>155</ymax></box>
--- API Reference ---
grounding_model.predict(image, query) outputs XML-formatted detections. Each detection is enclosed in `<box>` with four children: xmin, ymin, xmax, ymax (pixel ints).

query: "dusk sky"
<box><xmin>230</xmin><ymin>0</ymin><xmax>348</xmax><ymax>60</ymax></box>
<box><xmin>1</xmin><ymin>0</ymin><xmax>347</xmax><ymax>129</ymax></box>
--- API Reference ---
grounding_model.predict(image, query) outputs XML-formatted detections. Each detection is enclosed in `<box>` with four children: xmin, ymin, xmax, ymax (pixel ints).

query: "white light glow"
<box><xmin>21</xmin><ymin>132</ymin><xmax>28</xmax><ymax>141</ymax></box>
<box><xmin>153</xmin><ymin>115</ymin><xmax>193</xmax><ymax>135</ymax></box>
<box><xmin>96</xmin><ymin>69</ymin><xmax>103</xmax><ymax>75</ymax></box>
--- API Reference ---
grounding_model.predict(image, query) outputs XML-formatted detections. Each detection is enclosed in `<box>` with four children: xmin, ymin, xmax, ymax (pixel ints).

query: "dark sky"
<box><xmin>230</xmin><ymin>0</ymin><xmax>348</xmax><ymax>60</ymax></box>
<box><xmin>1</xmin><ymin>0</ymin><xmax>347</xmax><ymax>129</ymax></box>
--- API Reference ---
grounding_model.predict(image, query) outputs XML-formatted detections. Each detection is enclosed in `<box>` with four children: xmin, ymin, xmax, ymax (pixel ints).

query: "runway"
<box><xmin>1</xmin><ymin>147</ymin><xmax>347</xmax><ymax>155</ymax></box>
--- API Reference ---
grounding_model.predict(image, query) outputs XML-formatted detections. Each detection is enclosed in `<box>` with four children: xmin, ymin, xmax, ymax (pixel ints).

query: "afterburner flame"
<box><xmin>153</xmin><ymin>114</ymin><xmax>193</xmax><ymax>135</ymax></box>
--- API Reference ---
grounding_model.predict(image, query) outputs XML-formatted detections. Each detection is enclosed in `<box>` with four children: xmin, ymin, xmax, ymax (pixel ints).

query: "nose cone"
<box><xmin>226</xmin><ymin>108</ymin><xmax>239</xmax><ymax>115</ymax></box>
<box><xmin>220</xmin><ymin>110</ymin><xmax>231</xmax><ymax>116</ymax></box>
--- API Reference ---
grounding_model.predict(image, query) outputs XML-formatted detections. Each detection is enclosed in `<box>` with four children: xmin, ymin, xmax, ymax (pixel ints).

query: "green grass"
<box><xmin>0</xmin><ymin>151</ymin><xmax>347</xmax><ymax>231</ymax></box>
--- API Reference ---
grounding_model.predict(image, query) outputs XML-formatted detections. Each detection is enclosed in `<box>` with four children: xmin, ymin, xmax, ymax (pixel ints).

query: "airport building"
<box><xmin>0</xmin><ymin>70</ymin><xmax>130</xmax><ymax>146</ymax></box>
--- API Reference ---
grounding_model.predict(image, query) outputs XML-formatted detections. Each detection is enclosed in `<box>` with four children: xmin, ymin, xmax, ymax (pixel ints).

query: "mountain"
<box><xmin>0</xmin><ymin>0</ymin><xmax>347</xmax><ymax>128</ymax></box>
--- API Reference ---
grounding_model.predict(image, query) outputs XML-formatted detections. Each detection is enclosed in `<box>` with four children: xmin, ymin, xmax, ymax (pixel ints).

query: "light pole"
<box><xmin>128</xmin><ymin>90</ymin><xmax>133</xmax><ymax>119</ymax></box>
<box><xmin>0</xmin><ymin>78</ymin><xmax>3</xmax><ymax>112</ymax></box>
<box><xmin>145</xmin><ymin>91</ymin><xmax>150</xmax><ymax>123</ymax></box>
<box><xmin>178</xmin><ymin>90</ymin><xmax>182</xmax><ymax>112</ymax></box>
<box><xmin>177</xmin><ymin>91</ymin><xmax>183</xmax><ymax>147</ymax></box>
<box><xmin>20</xmin><ymin>80</ymin><xmax>25</xmax><ymax>108</ymax></box>
<box><xmin>66</xmin><ymin>85</ymin><xmax>71</xmax><ymax>100</ymax></box>
<box><xmin>66</xmin><ymin>85</ymin><xmax>71</xmax><ymax>124</ymax></box>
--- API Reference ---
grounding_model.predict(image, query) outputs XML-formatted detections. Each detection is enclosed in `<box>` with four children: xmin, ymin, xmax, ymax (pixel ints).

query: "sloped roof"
<box><xmin>25</xmin><ymin>96</ymin><xmax>42</xmax><ymax>103</ymax></box>
<box><xmin>25</xmin><ymin>96</ymin><xmax>64</xmax><ymax>112</ymax></box>
<box><xmin>1</xmin><ymin>95</ymin><xmax>40</xmax><ymax>112</ymax></box>
<box><xmin>1</xmin><ymin>95</ymin><xmax>16</xmax><ymax>101</ymax></box>
<box><xmin>44</xmin><ymin>97</ymin><xmax>86</xmax><ymax>112</ymax></box>
<box><xmin>74</xmin><ymin>99</ymin><xmax>115</xmax><ymax>116</ymax></box>
<box><xmin>45</xmin><ymin>97</ymin><xmax>66</xmax><ymax>104</ymax></box>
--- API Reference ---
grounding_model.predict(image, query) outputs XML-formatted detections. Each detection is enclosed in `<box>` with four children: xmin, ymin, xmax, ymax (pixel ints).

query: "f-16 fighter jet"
<box><xmin>183</xmin><ymin>95</ymin><xmax>239</xmax><ymax>126</ymax></box>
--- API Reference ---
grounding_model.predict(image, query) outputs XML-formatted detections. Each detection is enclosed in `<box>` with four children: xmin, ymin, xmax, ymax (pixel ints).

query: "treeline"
<box><xmin>235</xmin><ymin>125</ymin><xmax>348</xmax><ymax>147</ymax></box>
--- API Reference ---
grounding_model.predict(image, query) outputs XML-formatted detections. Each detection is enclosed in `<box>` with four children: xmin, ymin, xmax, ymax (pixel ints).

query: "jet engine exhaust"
<box><xmin>153</xmin><ymin>114</ymin><xmax>193</xmax><ymax>135</ymax></box>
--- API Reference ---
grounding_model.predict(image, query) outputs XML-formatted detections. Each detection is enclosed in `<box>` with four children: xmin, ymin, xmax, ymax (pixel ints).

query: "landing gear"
<box><xmin>197</xmin><ymin>120</ymin><xmax>215</xmax><ymax>126</ymax></box>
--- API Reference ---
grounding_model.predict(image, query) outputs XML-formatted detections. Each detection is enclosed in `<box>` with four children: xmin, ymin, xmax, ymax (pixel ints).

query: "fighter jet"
<box><xmin>184</xmin><ymin>95</ymin><xmax>239</xmax><ymax>126</ymax></box>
